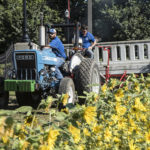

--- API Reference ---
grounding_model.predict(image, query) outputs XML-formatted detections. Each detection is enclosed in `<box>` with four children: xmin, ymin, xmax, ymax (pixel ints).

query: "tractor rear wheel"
<box><xmin>0</xmin><ymin>77</ymin><xmax>9</xmax><ymax>109</ymax></box>
<box><xmin>75</xmin><ymin>58</ymin><xmax>101</xmax><ymax>104</ymax></box>
<box><xmin>58</xmin><ymin>77</ymin><xmax>76</xmax><ymax>107</ymax></box>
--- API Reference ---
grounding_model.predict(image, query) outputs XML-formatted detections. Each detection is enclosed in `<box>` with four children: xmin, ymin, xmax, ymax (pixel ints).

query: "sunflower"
<box><xmin>77</xmin><ymin>145</ymin><xmax>85</xmax><ymax>150</ymax></box>
<box><xmin>69</xmin><ymin>124</ymin><xmax>80</xmax><ymax>143</ymax></box>
<box><xmin>61</xmin><ymin>108</ymin><xmax>69</xmax><ymax>114</ymax></box>
<box><xmin>93</xmin><ymin>93</ymin><xmax>99</xmax><ymax>102</ymax></box>
<box><xmin>114</xmin><ymin>89</ymin><xmax>124</xmax><ymax>101</ymax></box>
<box><xmin>113</xmin><ymin>136</ymin><xmax>120</xmax><ymax>143</ymax></box>
<box><xmin>62</xmin><ymin>94</ymin><xmax>69</xmax><ymax>106</ymax></box>
<box><xmin>104</xmin><ymin>127</ymin><xmax>112</xmax><ymax>142</ymax></box>
<box><xmin>111</xmin><ymin>114</ymin><xmax>119</xmax><ymax>123</ymax></box>
<box><xmin>92</xmin><ymin>124</ymin><xmax>102</xmax><ymax>134</ymax></box>
<box><xmin>124</xmin><ymin>85</ymin><xmax>128</xmax><ymax>91</ymax></box>
<box><xmin>116</xmin><ymin>104</ymin><xmax>126</xmax><ymax>116</ymax></box>
<box><xmin>134</xmin><ymin>97</ymin><xmax>146</xmax><ymax>112</ymax></box>
<box><xmin>109</xmin><ymin>79</ymin><xmax>117</xmax><ymax>90</ymax></box>
<box><xmin>24</xmin><ymin>115</ymin><xmax>37</xmax><ymax>127</ymax></box>
<box><xmin>76</xmin><ymin>121</ymin><xmax>81</xmax><ymax>127</ymax></box>
<box><xmin>47</xmin><ymin>128</ymin><xmax>59</xmax><ymax>149</ymax></box>
<box><xmin>2</xmin><ymin>135</ymin><xmax>9</xmax><ymax>144</ymax></box>
<box><xmin>128</xmin><ymin>140</ymin><xmax>137</xmax><ymax>150</ymax></box>
<box><xmin>117</xmin><ymin>118</ymin><xmax>127</xmax><ymax>130</ymax></box>
<box><xmin>84</xmin><ymin>106</ymin><xmax>97</xmax><ymax>125</ymax></box>
<box><xmin>83</xmin><ymin>128</ymin><xmax>91</xmax><ymax>136</ymax></box>
<box><xmin>139</xmin><ymin>113</ymin><xmax>147</xmax><ymax>122</ymax></box>
<box><xmin>134</xmin><ymin>82</ymin><xmax>140</xmax><ymax>92</ymax></box>
<box><xmin>145</xmin><ymin>131</ymin><xmax>150</xmax><ymax>144</ymax></box>
<box><xmin>39</xmin><ymin>145</ymin><xmax>49</xmax><ymax>150</ymax></box>
<box><xmin>101</xmin><ymin>84</ymin><xmax>107</xmax><ymax>94</ymax></box>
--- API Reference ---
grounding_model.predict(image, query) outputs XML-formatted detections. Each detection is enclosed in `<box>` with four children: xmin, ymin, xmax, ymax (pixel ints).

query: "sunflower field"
<box><xmin>0</xmin><ymin>74</ymin><xmax>150</xmax><ymax>150</ymax></box>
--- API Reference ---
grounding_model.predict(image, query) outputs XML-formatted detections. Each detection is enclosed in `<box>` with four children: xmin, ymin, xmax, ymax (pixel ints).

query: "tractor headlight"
<box><xmin>50</xmin><ymin>67</ymin><xmax>56</xmax><ymax>72</ymax></box>
<box><xmin>39</xmin><ymin>69</ymin><xmax>46</xmax><ymax>76</ymax></box>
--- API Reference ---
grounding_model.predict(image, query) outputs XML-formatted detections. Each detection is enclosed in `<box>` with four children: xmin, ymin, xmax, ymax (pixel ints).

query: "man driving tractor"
<box><xmin>80</xmin><ymin>24</ymin><xmax>96</xmax><ymax>59</ymax></box>
<box><xmin>48</xmin><ymin>28</ymin><xmax>67</xmax><ymax>83</ymax></box>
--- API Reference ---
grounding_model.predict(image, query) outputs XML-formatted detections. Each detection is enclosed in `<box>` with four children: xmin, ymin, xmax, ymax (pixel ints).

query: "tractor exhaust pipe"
<box><xmin>22</xmin><ymin>0</ymin><xmax>30</xmax><ymax>42</ymax></box>
<box><xmin>39</xmin><ymin>12</ymin><xmax>46</xmax><ymax>48</ymax></box>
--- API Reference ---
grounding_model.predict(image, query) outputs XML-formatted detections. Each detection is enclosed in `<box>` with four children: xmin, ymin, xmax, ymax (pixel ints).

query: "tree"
<box><xmin>46</xmin><ymin>0</ymin><xmax>88</xmax><ymax>43</ymax></box>
<box><xmin>0</xmin><ymin>0</ymin><xmax>63</xmax><ymax>53</ymax></box>
<box><xmin>93</xmin><ymin>0</ymin><xmax>150</xmax><ymax>42</ymax></box>
<box><xmin>47</xmin><ymin>0</ymin><xmax>87</xmax><ymax>23</ymax></box>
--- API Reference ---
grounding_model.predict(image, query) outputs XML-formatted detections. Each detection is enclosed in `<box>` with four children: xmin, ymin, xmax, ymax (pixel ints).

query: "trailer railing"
<box><xmin>93</xmin><ymin>40</ymin><xmax>150</xmax><ymax>75</ymax></box>
<box><xmin>65</xmin><ymin>40</ymin><xmax>150</xmax><ymax>75</ymax></box>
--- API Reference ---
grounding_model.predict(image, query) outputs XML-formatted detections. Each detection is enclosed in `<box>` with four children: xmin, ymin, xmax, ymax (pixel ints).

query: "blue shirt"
<box><xmin>49</xmin><ymin>36</ymin><xmax>66</xmax><ymax>59</ymax></box>
<box><xmin>80</xmin><ymin>32</ymin><xmax>95</xmax><ymax>48</ymax></box>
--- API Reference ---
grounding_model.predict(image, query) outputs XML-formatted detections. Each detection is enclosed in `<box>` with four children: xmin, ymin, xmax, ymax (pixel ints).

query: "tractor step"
<box><xmin>4</xmin><ymin>80</ymin><xmax>36</xmax><ymax>92</ymax></box>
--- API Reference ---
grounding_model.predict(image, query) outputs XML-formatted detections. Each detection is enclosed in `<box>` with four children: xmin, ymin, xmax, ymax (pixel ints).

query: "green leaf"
<box><xmin>5</xmin><ymin>116</ymin><xmax>14</xmax><ymax>127</ymax></box>
<box><xmin>0</xmin><ymin>110</ymin><xmax>17</xmax><ymax>116</ymax></box>
<box><xmin>66</xmin><ymin>103</ymin><xmax>75</xmax><ymax>109</ymax></box>
<box><xmin>16</xmin><ymin>106</ymin><xmax>33</xmax><ymax>113</ymax></box>
<box><xmin>27</xmin><ymin>135</ymin><xmax>40</xmax><ymax>143</ymax></box>
<box><xmin>55</xmin><ymin>112</ymin><xmax>67</xmax><ymax>121</ymax></box>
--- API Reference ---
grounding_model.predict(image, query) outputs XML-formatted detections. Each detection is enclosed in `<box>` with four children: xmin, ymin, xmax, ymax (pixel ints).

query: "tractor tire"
<box><xmin>58</xmin><ymin>77</ymin><xmax>76</xmax><ymax>106</ymax></box>
<box><xmin>69</xmin><ymin>53</ymin><xmax>84</xmax><ymax>73</ymax></box>
<box><xmin>30</xmin><ymin>92</ymin><xmax>41</xmax><ymax>109</ymax></box>
<box><xmin>16</xmin><ymin>92</ymin><xmax>31</xmax><ymax>106</ymax></box>
<box><xmin>16</xmin><ymin>91</ymin><xmax>41</xmax><ymax>109</ymax></box>
<box><xmin>75</xmin><ymin>58</ymin><xmax>101</xmax><ymax>104</ymax></box>
<box><xmin>0</xmin><ymin>77</ymin><xmax>9</xmax><ymax>109</ymax></box>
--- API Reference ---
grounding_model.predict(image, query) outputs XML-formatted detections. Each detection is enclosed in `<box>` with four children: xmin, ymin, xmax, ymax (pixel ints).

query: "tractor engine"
<box><xmin>5</xmin><ymin>46</ymin><xmax>59</xmax><ymax>97</ymax></box>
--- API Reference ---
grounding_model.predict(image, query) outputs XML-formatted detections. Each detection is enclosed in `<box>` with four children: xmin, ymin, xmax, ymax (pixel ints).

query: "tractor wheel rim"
<box><xmin>92</xmin><ymin>68</ymin><xmax>100</xmax><ymax>93</ymax></box>
<box><xmin>68</xmin><ymin>87</ymin><xmax>74</xmax><ymax>104</ymax></box>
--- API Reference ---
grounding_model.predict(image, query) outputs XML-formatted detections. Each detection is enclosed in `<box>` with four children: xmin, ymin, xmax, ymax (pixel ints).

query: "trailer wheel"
<box><xmin>0</xmin><ymin>77</ymin><xmax>9</xmax><ymax>109</ymax></box>
<box><xmin>75</xmin><ymin>58</ymin><xmax>101</xmax><ymax>104</ymax></box>
<box><xmin>58</xmin><ymin>77</ymin><xmax>76</xmax><ymax>108</ymax></box>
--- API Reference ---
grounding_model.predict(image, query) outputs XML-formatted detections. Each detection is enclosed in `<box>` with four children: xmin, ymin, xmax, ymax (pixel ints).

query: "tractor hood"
<box><xmin>14</xmin><ymin>48</ymin><xmax>58</xmax><ymax>65</ymax></box>
<box><xmin>13</xmin><ymin>48</ymin><xmax>58</xmax><ymax>74</ymax></box>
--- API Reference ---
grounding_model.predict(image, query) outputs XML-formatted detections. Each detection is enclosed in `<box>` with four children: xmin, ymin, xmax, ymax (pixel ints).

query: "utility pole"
<box><xmin>88</xmin><ymin>0</ymin><xmax>92</xmax><ymax>33</ymax></box>
<box><xmin>65</xmin><ymin>0</ymin><xmax>70</xmax><ymax>43</ymax></box>
<box><xmin>22</xmin><ymin>0</ymin><xmax>30</xmax><ymax>42</ymax></box>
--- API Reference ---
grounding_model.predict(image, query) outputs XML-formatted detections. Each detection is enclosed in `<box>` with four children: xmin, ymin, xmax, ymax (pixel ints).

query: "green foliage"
<box><xmin>46</xmin><ymin>0</ymin><xmax>87</xmax><ymax>23</ymax></box>
<box><xmin>93</xmin><ymin>0</ymin><xmax>150</xmax><ymax>41</ymax></box>
<box><xmin>0</xmin><ymin>0</ymin><xmax>63</xmax><ymax>53</ymax></box>
<box><xmin>1</xmin><ymin>0</ymin><xmax>150</xmax><ymax>52</ymax></box>
<box><xmin>1</xmin><ymin>74</ymin><xmax>150</xmax><ymax>149</ymax></box>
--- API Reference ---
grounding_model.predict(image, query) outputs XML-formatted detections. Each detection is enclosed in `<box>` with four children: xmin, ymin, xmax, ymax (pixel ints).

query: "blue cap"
<box><xmin>49</xmin><ymin>28</ymin><xmax>56</xmax><ymax>34</ymax></box>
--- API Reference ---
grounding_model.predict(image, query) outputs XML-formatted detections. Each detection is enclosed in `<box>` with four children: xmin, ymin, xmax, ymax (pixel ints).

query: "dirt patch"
<box><xmin>0</xmin><ymin>94</ymin><xmax>51</xmax><ymax>125</ymax></box>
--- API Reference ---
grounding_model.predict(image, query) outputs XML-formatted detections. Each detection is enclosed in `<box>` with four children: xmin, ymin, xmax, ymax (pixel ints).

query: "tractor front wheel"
<box><xmin>58</xmin><ymin>77</ymin><xmax>76</xmax><ymax>108</ymax></box>
<box><xmin>0</xmin><ymin>77</ymin><xmax>9</xmax><ymax>109</ymax></box>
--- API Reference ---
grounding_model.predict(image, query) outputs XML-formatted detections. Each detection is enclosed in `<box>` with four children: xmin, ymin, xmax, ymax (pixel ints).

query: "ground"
<box><xmin>0</xmin><ymin>92</ymin><xmax>51</xmax><ymax>125</ymax></box>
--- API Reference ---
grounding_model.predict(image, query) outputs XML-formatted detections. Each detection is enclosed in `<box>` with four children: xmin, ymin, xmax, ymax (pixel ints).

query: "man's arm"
<box><xmin>89</xmin><ymin>39</ymin><xmax>96</xmax><ymax>50</ymax></box>
<box><xmin>88</xmin><ymin>32</ymin><xmax>97</xmax><ymax>50</ymax></box>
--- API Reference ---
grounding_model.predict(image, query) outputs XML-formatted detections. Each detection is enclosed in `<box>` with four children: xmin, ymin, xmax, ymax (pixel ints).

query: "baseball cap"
<box><xmin>49</xmin><ymin>28</ymin><xmax>56</xmax><ymax>34</ymax></box>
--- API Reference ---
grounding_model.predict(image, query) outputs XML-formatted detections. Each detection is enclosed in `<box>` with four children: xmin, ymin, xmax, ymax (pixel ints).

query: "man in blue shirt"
<box><xmin>48</xmin><ymin>28</ymin><xmax>66</xmax><ymax>82</ymax></box>
<box><xmin>80</xmin><ymin>25</ymin><xmax>96</xmax><ymax>59</ymax></box>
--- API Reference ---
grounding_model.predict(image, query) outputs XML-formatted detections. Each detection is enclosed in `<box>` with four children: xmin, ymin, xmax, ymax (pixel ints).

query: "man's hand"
<box><xmin>88</xmin><ymin>46</ymin><xmax>93</xmax><ymax>50</ymax></box>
